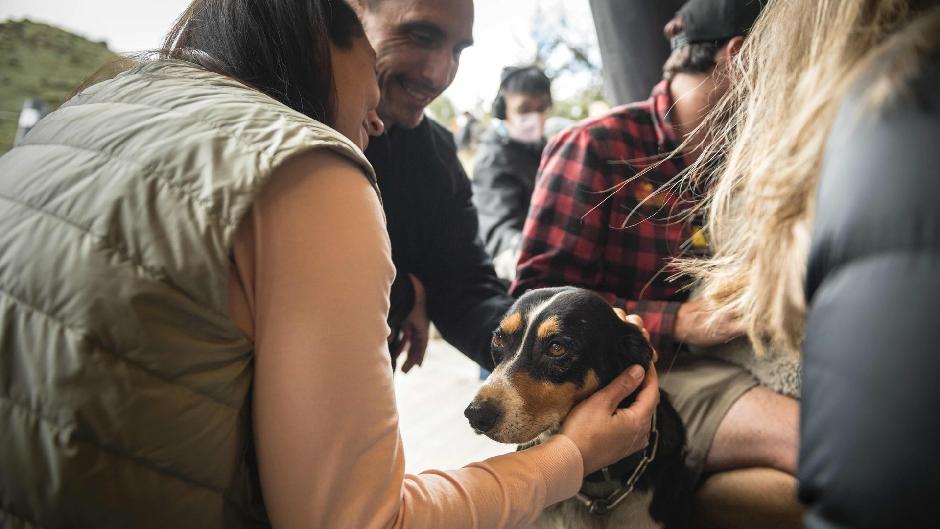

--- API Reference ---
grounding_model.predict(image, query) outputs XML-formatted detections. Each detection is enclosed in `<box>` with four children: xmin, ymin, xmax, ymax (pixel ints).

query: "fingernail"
<box><xmin>628</xmin><ymin>365</ymin><xmax>645</xmax><ymax>380</ymax></box>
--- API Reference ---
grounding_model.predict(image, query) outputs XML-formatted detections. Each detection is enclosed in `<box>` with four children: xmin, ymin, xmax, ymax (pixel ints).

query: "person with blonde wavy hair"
<box><xmin>682</xmin><ymin>0</ymin><xmax>940</xmax><ymax>526</ymax></box>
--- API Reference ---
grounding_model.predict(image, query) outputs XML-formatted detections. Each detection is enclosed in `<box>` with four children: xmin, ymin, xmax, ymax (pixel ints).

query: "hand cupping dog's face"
<box><xmin>465</xmin><ymin>287</ymin><xmax>653</xmax><ymax>444</ymax></box>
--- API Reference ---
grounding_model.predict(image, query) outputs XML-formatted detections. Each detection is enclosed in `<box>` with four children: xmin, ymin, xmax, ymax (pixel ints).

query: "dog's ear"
<box><xmin>600</xmin><ymin>315</ymin><xmax>654</xmax><ymax>410</ymax></box>
<box><xmin>612</xmin><ymin>315</ymin><xmax>655</xmax><ymax>374</ymax></box>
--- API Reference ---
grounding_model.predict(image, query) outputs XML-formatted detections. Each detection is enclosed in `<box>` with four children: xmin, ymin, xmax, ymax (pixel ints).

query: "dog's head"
<box><xmin>464</xmin><ymin>287</ymin><xmax>653</xmax><ymax>443</ymax></box>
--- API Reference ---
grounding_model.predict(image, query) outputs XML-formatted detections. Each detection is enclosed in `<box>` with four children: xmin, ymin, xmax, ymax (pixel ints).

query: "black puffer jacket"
<box><xmin>799</xmin><ymin>51</ymin><xmax>940</xmax><ymax>528</ymax></box>
<box><xmin>471</xmin><ymin>127</ymin><xmax>545</xmax><ymax>278</ymax></box>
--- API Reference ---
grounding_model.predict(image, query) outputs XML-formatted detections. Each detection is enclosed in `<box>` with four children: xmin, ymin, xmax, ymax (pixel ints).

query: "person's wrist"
<box><xmin>408</xmin><ymin>274</ymin><xmax>426</xmax><ymax>309</ymax></box>
<box><xmin>554</xmin><ymin>432</ymin><xmax>593</xmax><ymax>477</ymax></box>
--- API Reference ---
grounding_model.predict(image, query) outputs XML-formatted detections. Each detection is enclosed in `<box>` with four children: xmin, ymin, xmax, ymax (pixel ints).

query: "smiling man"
<box><xmin>353</xmin><ymin>0</ymin><xmax>514</xmax><ymax>372</ymax></box>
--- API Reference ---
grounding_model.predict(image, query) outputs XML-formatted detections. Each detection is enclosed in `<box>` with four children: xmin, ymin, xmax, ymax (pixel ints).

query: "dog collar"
<box><xmin>574</xmin><ymin>409</ymin><xmax>660</xmax><ymax>516</ymax></box>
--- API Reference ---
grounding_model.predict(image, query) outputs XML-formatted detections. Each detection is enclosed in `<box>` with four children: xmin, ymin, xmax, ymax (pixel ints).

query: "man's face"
<box><xmin>359</xmin><ymin>0</ymin><xmax>474</xmax><ymax>129</ymax></box>
<box><xmin>503</xmin><ymin>92</ymin><xmax>551</xmax><ymax>144</ymax></box>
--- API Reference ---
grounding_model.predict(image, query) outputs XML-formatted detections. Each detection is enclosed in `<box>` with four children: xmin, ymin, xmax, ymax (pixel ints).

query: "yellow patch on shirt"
<box><xmin>690</xmin><ymin>226</ymin><xmax>708</xmax><ymax>249</ymax></box>
<box><xmin>634</xmin><ymin>181</ymin><xmax>666</xmax><ymax>208</ymax></box>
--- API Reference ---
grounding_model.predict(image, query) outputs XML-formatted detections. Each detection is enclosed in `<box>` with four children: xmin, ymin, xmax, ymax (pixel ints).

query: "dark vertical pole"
<box><xmin>589</xmin><ymin>0</ymin><xmax>685</xmax><ymax>105</ymax></box>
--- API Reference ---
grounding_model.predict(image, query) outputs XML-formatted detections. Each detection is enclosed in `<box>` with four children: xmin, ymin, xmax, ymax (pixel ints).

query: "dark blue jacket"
<box><xmin>800</xmin><ymin>50</ymin><xmax>940</xmax><ymax>529</ymax></box>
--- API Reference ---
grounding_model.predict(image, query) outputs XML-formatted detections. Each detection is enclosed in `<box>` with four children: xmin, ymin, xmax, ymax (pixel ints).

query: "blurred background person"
<box><xmin>456</xmin><ymin>109</ymin><xmax>479</xmax><ymax>151</ymax></box>
<box><xmin>473</xmin><ymin>65</ymin><xmax>553</xmax><ymax>282</ymax></box>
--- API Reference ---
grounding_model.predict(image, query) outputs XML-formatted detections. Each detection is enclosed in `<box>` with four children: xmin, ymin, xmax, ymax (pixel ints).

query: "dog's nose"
<box><xmin>464</xmin><ymin>399</ymin><xmax>503</xmax><ymax>434</ymax></box>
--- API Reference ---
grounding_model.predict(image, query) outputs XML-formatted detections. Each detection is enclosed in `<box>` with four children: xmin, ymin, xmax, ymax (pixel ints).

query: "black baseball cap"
<box><xmin>670</xmin><ymin>0</ymin><xmax>765</xmax><ymax>50</ymax></box>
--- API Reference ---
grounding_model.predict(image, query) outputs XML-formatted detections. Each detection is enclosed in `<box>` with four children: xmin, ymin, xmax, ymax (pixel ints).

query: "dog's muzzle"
<box><xmin>464</xmin><ymin>399</ymin><xmax>503</xmax><ymax>434</ymax></box>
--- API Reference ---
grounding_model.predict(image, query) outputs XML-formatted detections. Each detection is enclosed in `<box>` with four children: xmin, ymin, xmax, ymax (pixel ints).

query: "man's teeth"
<box><xmin>403</xmin><ymin>83</ymin><xmax>433</xmax><ymax>102</ymax></box>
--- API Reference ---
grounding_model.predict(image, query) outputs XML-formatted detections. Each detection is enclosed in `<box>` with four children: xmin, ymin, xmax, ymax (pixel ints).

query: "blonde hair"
<box><xmin>678</xmin><ymin>0</ymin><xmax>940</xmax><ymax>355</ymax></box>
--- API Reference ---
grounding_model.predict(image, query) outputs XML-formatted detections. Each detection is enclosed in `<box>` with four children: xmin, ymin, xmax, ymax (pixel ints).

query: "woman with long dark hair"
<box><xmin>0</xmin><ymin>1</ymin><xmax>658</xmax><ymax>528</ymax></box>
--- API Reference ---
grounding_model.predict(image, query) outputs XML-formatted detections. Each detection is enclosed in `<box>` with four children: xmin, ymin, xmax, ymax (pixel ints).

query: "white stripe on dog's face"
<box><xmin>507</xmin><ymin>290</ymin><xmax>569</xmax><ymax>364</ymax></box>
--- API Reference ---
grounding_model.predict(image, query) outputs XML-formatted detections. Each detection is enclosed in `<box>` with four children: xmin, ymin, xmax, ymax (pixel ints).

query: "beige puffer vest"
<box><xmin>0</xmin><ymin>60</ymin><xmax>375</xmax><ymax>529</ymax></box>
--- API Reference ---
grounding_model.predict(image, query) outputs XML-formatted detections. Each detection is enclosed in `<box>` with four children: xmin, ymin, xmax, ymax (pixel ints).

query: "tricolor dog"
<box><xmin>465</xmin><ymin>287</ymin><xmax>692</xmax><ymax>529</ymax></box>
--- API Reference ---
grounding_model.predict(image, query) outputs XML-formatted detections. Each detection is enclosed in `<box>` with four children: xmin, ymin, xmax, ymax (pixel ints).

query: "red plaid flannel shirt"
<box><xmin>512</xmin><ymin>80</ymin><xmax>703</xmax><ymax>354</ymax></box>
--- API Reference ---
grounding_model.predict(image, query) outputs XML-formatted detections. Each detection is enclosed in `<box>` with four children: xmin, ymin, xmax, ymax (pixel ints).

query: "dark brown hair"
<box><xmin>163</xmin><ymin>0</ymin><xmax>365</xmax><ymax>125</ymax></box>
<box><xmin>661</xmin><ymin>14</ymin><xmax>725</xmax><ymax>80</ymax></box>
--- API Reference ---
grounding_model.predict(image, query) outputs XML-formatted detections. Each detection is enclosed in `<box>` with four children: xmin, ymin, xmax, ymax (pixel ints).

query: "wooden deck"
<box><xmin>394</xmin><ymin>338</ymin><xmax>513</xmax><ymax>474</ymax></box>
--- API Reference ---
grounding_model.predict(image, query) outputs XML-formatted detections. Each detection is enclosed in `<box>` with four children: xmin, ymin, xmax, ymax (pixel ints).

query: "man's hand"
<box><xmin>614</xmin><ymin>310</ymin><xmax>658</xmax><ymax>362</ymax></box>
<box><xmin>393</xmin><ymin>274</ymin><xmax>430</xmax><ymax>373</ymax></box>
<box><xmin>560</xmin><ymin>363</ymin><xmax>660</xmax><ymax>476</ymax></box>
<box><xmin>560</xmin><ymin>312</ymin><xmax>660</xmax><ymax>476</ymax></box>
<box><xmin>674</xmin><ymin>298</ymin><xmax>746</xmax><ymax>348</ymax></box>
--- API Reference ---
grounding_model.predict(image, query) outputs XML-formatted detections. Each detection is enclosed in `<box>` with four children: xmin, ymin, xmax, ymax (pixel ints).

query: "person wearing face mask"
<box><xmin>472</xmin><ymin>66</ymin><xmax>553</xmax><ymax>283</ymax></box>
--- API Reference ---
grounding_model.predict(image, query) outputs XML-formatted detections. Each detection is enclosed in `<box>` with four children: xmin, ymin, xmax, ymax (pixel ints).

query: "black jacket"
<box><xmin>366</xmin><ymin>118</ymin><xmax>512</xmax><ymax>371</ymax></box>
<box><xmin>799</xmin><ymin>52</ymin><xmax>940</xmax><ymax>528</ymax></box>
<box><xmin>471</xmin><ymin>127</ymin><xmax>545</xmax><ymax>260</ymax></box>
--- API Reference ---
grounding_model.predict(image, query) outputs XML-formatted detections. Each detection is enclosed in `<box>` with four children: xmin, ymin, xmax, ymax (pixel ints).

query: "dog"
<box><xmin>464</xmin><ymin>287</ymin><xmax>692</xmax><ymax>529</ymax></box>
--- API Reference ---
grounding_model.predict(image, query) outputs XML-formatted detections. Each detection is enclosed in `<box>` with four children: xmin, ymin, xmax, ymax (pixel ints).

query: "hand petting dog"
<box><xmin>560</xmin><ymin>345</ymin><xmax>660</xmax><ymax>477</ymax></box>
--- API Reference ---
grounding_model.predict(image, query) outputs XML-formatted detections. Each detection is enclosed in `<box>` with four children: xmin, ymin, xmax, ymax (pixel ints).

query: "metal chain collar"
<box><xmin>573</xmin><ymin>409</ymin><xmax>660</xmax><ymax>516</ymax></box>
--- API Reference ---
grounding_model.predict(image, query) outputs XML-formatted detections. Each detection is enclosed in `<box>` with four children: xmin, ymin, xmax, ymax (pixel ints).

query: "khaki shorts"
<box><xmin>658</xmin><ymin>353</ymin><xmax>758</xmax><ymax>483</ymax></box>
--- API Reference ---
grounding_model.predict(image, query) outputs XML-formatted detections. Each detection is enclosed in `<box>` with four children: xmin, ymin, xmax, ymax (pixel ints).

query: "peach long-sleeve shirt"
<box><xmin>226</xmin><ymin>150</ymin><xmax>583</xmax><ymax>529</ymax></box>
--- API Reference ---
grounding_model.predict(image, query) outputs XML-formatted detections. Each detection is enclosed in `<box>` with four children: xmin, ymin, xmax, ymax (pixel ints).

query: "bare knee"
<box><xmin>705</xmin><ymin>387</ymin><xmax>799</xmax><ymax>474</ymax></box>
<box><xmin>693</xmin><ymin>468</ymin><xmax>803</xmax><ymax>529</ymax></box>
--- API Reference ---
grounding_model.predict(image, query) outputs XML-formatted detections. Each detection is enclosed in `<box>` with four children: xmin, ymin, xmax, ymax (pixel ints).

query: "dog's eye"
<box><xmin>547</xmin><ymin>341</ymin><xmax>567</xmax><ymax>358</ymax></box>
<box><xmin>492</xmin><ymin>332</ymin><xmax>504</xmax><ymax>348</ymax></box>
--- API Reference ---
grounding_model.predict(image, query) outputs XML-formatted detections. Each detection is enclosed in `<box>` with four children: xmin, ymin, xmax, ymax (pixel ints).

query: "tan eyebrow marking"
<box><xmin>536</xmin><ymin>316</ymin><xmax>561</xmax><ymax>338</ymax></box>
<box><xmin>500</xmin><ymin>312</ymin><xmax>523</xmax><ymax>334</ymax></box>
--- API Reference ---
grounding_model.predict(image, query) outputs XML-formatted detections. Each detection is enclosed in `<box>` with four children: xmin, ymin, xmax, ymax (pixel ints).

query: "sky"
<box><xmin>0</xmin><ymin>0</ymin><xmax>600</xmax><ymax>112</ymax></box>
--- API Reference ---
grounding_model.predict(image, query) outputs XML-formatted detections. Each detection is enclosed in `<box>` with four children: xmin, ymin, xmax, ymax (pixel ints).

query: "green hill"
<box><xmin>0</xmin><ymin>19</ymin><xmax>117</xmax><ymax>153</ymax></box>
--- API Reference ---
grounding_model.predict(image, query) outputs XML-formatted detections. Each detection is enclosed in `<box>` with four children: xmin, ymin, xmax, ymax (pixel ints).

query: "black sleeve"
<box><xmin>387</xmin><ymin>272</ymin><xmax>415</xmax><ymax>335</ymax></box>
<box><xmin>471</xmin><ymin>143</ymin><xmax>532</xmax><ymax>258</ymax></box>
<box><xmin>799</xmin><ymin>53</ymin><xmax>940</xmax><ymax>529</ymax></box>
<box><xmin>418</xmin><ymin>121</ymin><xmax>513</xmax><ymax>371</ymax></box>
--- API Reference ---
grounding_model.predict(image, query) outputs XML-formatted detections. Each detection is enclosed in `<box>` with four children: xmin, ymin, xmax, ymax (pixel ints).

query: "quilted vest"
<box><xmin>0</xmin><ymin>60</ymin><xmax>375</xmax><ymax>529</ymax></box>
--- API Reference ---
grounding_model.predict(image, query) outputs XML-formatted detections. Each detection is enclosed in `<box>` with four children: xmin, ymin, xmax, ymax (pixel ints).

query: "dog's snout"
<box><xmin>464</xmin><ymin>399</ymin><xmax>503</xmax><ymax>434</ymax></box>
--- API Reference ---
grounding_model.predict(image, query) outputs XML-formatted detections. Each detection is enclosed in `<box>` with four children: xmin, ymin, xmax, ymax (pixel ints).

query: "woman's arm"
<box><xmin>231</xmin><ymin>150</ymin><xmax>585</xmax><ymax>529</ymax></box>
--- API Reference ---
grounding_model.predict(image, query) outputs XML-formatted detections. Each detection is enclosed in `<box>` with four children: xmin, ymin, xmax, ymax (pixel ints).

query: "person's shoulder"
<box><xmin>394</xmin><ymin>116</ymin><xmax>461</xmax><ymax>163</ymax></box>
<box><xmin>821</xmin><ymin>48</ymin><xmax>940</xmax><ymax>213</ymax></box>
<box><xmin>423</xmin><ymin>116</ymin><xmax>459</xmax><ymax>150</ymax></box>
<box><xmin>583</xmin><ymin>101</ymin><xmax>651</xmax><ymax>129</ymax></box>
<box><xmin>391</xmin><ymin>116</ymin><xmax>468</xmax><ymax>194</ymax></box>
<box><xmin>808</xmin><ymin>50</ymin><xmax>940</xmax><ymax>297</ymax></box>
<box><xmin>472</xmin><ymin>128</ymin><xmax>506</xmax><ymax>166</ymax></box>
<box><xmin>477</xmin><ymin>125</ymin><xmax>507</xmax><ymax>147</ymax></box>
<box><xmin>547</xmin><ymin>103</ymin><xmax>651</xmax><ymax>154</ymax></box>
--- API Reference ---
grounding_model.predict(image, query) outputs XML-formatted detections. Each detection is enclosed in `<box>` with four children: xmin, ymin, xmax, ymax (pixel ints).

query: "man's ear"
<box><xmin>719</xmin><ymin>35</ymin><xmax>745</xmax><ymax>64</ymax></box>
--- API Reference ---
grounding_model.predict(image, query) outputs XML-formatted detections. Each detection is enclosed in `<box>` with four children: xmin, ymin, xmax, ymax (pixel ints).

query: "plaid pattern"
<box><xmin>512</xmin><ymin>80</ymin><xmax>703</xmax><ymax>354</ymax></box>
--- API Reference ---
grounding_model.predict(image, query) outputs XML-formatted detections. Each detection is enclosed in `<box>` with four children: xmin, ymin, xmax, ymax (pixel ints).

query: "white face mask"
<box><xmin>505</xmin><ymin>112</ymin><xmax>546</xmax><ymax>144</ymax></box>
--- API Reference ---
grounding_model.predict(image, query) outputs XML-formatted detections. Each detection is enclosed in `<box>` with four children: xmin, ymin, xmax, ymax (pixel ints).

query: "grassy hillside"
<box><xmin>0</xmin><ymin>19</ymin><xmax>117</xmax><ymax>153</ymax></box>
